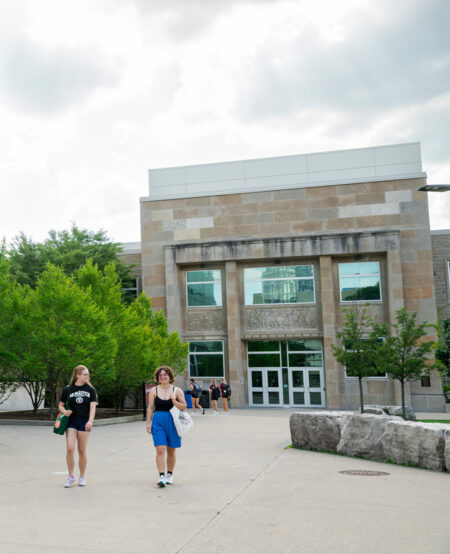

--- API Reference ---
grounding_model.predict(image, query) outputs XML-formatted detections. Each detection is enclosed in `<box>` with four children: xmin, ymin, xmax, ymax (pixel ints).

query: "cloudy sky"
<box><xmin>1</xmin><ymin>0</ymin><xmax>449</xmax><ymax>246</ymax></box>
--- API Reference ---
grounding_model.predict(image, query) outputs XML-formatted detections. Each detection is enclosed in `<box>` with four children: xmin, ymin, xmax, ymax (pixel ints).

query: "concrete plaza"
<box><xmin>0</xmin><ymin>409</ymin><xmax>449</xmax><ymax>553</ymax></box>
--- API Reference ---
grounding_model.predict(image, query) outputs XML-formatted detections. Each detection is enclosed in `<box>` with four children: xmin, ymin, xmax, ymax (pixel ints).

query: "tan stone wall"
<box><xmin>140</xmin><ymin>177</ymin><xmax>444</xmax><ymax>410</ymax></box>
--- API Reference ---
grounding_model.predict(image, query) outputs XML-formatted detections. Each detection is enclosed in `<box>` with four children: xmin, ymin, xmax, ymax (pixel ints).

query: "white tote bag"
<box><xmin>170</xmin><ymin>406</ymin><xmax>194</xmax><ymax>437</ymax></box>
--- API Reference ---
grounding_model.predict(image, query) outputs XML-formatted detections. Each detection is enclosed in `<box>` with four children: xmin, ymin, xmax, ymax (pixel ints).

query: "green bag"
<box><xmin>53</xmin><ymin>386</ymin><xmax>70</xmax><ymax>435</ymax></box>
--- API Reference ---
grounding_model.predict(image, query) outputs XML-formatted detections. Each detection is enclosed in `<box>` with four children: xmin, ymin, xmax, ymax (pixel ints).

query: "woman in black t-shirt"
<box><xmin>59</xmin><ymin>365</ymin><xmax>98</xmax><ymax>488</ymax></box>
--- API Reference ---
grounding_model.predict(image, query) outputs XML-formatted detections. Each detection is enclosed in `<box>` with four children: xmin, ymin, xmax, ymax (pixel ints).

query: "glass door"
<box><xmin>249</xmin><ymin>368</ymin><xmax>283</xmax><ymax>406</ymax></box>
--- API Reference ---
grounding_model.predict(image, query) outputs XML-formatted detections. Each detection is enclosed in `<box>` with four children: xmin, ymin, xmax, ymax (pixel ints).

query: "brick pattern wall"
<box><xmin>431</xmin><ymin>233</ymin><xmax>450</xmax><ymax>323</ymax></box>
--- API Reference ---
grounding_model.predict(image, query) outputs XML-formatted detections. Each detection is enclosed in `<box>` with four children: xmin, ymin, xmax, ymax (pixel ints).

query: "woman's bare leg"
<box><xmin>66</xmin><ymin>428</ymin><xmax>77</xmax><ymax>475</ymax></box>
<box><xmin>77</xmin><ymin>431</ymin><xmax>90</xmax><ymax>476</ymax></box>
<box><xmin>167</xmin><ymin>447</ymin><xmax>176</xmax><ymax>473</ymax></box>
<box><xmin>156</xmin><ymin>445</ymin><xmax>166</xmax><ymax>473</ymax></box>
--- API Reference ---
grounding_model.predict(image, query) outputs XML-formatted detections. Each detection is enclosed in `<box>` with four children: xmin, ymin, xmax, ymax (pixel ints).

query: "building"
<box><xmin>135</xmin><ymin>142</ymin><xmax>446</xmax><ymax>412</ymax></box>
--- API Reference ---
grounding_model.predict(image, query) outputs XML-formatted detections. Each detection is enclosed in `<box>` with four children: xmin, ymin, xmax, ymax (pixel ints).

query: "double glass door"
<box><xmin>248</xmin><ymin>340</ymin><xmax>325</xmax><ymax>407</ymax></box>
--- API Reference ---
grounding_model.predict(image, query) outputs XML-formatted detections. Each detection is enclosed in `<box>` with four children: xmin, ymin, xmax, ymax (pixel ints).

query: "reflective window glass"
<box><xmin>338</xmin><ymin>262</ymin><xmax>381</xmax><ymax>302</ymax></box>
<box><xmin>309</xmin><ymin>371</ymin><xmax>321</xmax><ymax>388</ymax></box>
<box><xmin>189</xmin><ymin>341</ymin><xmax>224</xmax><ymax>378</ymax></box>
<box><xmin>310</xmin><ymin>392</ymin><xmax>322</xmax><ymax>405</ymax></box>
<box><xmin>293</xmin><ymin>391</ymin><xmax>305</xmax><ymax>405</ymax></box>
<box><xmin>252</xmin><ymin>391</ymin><xmax>264</xmax><ymax>404</ymax></box>
<box><xmin>251</xmin><ymin>371</ymin><xmax>263</xmax><ymax>388</ymax></box>
<box><xmin>288</xmin><ymin>340</ymin><xmax>322</xmax><ymax>352</ymax></box>
<box><xmin>187</xmin><ymin>270</ymin><xmax>222</xmax><ymax>306</ymax></box>
<box><xmin>248</xmin><ymin>353</ymin><xmax>280</xmax><ymax>367</ymax></box>
<box><xmin>244</xmin><ymin>265</ymin><xmax>315</xmax><ymax>305</ymax></box>
<box><xmin>289</xmin><ymin>353</ymin><xmax>323</xmax><ymax>367</ymax></box>
<box><xmin>267</xmin><ymin>371</ymin><xmax>279</xmax><ymax>387</ymax></box>
<box><xmin>292</xmin><ymin>371</ymin><xmax>304</xmax><ymax>387</ymax></box>
<box><xmin>248</xmin><ymin>341</ymin><xmax>280</xmax><ymax>352</ymax></box>
<box><xmin>268</xmin><ymin>392</ymin><xmax>280</xmax><ymax>404</ymax></box>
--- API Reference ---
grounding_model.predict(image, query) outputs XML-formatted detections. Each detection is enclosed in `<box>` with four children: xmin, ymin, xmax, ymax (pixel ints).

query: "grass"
<box><xmin>418</xmin><ymin>419</ymin><xmax>450</xmax><ymax>424</ymax></box>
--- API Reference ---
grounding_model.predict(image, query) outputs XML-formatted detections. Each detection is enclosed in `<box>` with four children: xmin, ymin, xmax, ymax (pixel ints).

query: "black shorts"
<box><xmin>67</xmin><ymin>415</ymin><xmax>89</xmax><ymax>432</ymax></box>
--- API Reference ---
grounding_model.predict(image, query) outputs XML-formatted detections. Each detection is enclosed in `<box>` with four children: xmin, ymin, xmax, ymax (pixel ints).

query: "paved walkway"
<box><xmin>0</xmin><ymin>409</ymin><xmax>449</xmax><ymax>553</ymax></box>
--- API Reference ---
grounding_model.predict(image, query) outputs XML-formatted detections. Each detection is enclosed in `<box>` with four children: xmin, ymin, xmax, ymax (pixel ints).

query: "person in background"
<box><xmin>219</xmin><ymin>378</ymin><xmax>231</xmax><ymax>415</ymax></box>
<box><xmin>146</xmin><ymin>366</ymin><xmax>187</xmax><ymax>487</ymax></box>
<box><xmin>59</xmin><ymin>365</ymin><xmax>98</xmax><ymax>488</ymax></box>
<box><xmin>190</xmin><ymin>378</ymin><xmax>205</xmax><ymax>415</ymax></box>
<box><xmin>209</xmin><ymin>379</ymin><xmax>220</xmax><ymax>415</ymax></box>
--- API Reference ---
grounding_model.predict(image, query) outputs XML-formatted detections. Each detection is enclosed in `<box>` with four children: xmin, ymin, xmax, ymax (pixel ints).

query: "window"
<box><xmin>339</xmin><ymin>261</ymin><xmax>381</xmax><ymax>302</ymax></box>
<box><xmin>189</xmin><ymin>341</ymin><xmax>224</xmax><ymax>377</ymax></box>
<box><xmin>122</xmin><ymin>277</ymin><xmax>138</xmax><ymax>303</ymax></box>
<box><xmin>187</xmin><ymin>270</ymin><xmax>222</xmax><ymax>307</ymax></box>
<box><xmin>244</xmin><ymin>265</ymin><xmax>315</xmax><ymax>305</ymax></box>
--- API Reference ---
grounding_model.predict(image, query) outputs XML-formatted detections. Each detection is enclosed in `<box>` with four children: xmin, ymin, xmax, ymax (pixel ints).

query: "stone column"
<box><xmin>386</xmin><ymin>249</ymin><xmax>411</xmax><ymax>406</ymax></box>
<box><xmin>224</xmin><ymin>261</ymin><xmax>245</xmax><ymax>406</ymax></box>
<box><xmin>320</xmin><ymin>256</ymin><xmax>340</xmax><ymax>409</ymax></box>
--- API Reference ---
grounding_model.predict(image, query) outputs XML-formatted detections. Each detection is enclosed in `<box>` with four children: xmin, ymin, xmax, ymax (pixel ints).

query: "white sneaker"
<box><xmin>165</xmin><ymin>473</ymin><xmax>173</xmax><ymax>485</ymax></box>
<box><xmin>64</xmin><ymin>476</ymin><xmax>75</xmax><ymax>488</ymax></box>
<box><xmin>79</xmin><ymin>476</ymin><xmax>86</xmax><ymax>486</ymax></box>
<box><xmin>157</xmin><ymin>475</ymin><xmax>166</xmax><ymax>488</ymax></box>
<box><xmin>214</xmin><ymin>411</ymin><xmax>219</xmax><ymax>415</ymax></box>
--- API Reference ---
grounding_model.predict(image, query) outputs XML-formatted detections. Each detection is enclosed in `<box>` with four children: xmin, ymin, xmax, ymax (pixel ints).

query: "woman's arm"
<box><xmin>146</xmin><ymin>388</ymin><xmax>156</xmax><ymax>434</ymax></box>
<box><xmin>172</xmin><ymin>387</ymin><xmax>187</xmax><ymax>411</ymax></box>
<box><xmin>85</xmin><ymin>401</ymin><xmax>97</xmax><ymax>432</ymax></box>
<box><xmin>58</xmin><ymin>401</ymin><xmax>72</xmax><ymax>417</ymax></box>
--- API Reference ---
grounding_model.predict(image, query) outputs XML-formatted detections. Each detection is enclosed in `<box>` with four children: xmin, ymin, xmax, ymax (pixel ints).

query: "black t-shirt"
<box><xmin>60</xmin><ymin>384</ymin><xmax>97</xmax><ymax>420</ymax></box>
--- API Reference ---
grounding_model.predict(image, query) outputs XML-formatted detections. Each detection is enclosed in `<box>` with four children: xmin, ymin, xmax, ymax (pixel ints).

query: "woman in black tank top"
<box><xmin>146</xmin><ymin>366</ymin><xmax>187</xmax><ymax>487</ymax></box>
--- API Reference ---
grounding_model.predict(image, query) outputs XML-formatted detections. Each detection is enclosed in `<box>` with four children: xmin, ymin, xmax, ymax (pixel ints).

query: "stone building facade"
<box><xmin>431</xmin><ymin>230</ymin><xmax>450</xmax><ymax>325</ymax></box>
<box><xmin>134</xmin><ymin>142</ymin><xmax>446</xmax><ymax>412</ymax></box>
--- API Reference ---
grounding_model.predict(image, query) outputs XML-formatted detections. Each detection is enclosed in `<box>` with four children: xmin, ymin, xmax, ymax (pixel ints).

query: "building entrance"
<box><xmin>247</xmin><ymin>340</ymin><xmax>325</xmax><ymax>408</ymax></box>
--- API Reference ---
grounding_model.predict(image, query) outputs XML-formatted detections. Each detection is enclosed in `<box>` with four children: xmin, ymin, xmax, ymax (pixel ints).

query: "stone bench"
<box><xmin>290</xmin><ymin>411</ymin><xmax>450</xmax><ymax>472</ymax></box>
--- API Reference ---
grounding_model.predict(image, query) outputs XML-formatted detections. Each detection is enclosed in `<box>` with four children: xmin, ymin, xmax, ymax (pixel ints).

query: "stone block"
<box><xmin>445</xmin><ymin>429</ymin><xmax>450</xmax><ymax>472</ymax></box>
<box><xmin>383</xmin><ymin>421</ymin><xmax>446</xmax><ymax>471</ymax></box>
<box><xmin>289</xmin><ymin>411</ymin><xmax>351</xmax><ymax>451</ymax></box>
<box><xmin>337</xmin><ymin>413</ymin><xmax>400</xmax><ymax>461</ymax></box>
<box><xmin>383</xmin><ymin>405</ymin><xmax>416</xmax><ymax>421</ymax></box>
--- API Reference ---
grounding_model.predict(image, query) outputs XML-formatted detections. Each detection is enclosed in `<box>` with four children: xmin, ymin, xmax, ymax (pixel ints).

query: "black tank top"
<box><xmin>154</xmin><ymin>386</ymin><xmax>174</xmax><ymax>412</ymax></box>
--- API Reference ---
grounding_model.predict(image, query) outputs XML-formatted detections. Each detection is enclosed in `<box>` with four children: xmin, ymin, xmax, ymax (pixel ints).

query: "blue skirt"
<box><xmin>151</xmin><ymin>411</ymin><xmax>181</xmax><ymax>448</ymax></box>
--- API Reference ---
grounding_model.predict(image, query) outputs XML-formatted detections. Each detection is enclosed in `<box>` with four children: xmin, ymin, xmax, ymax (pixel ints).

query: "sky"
<box><xmin>1</xmin><ymin>0</ymin><xmax>449</xmax><ymax>246</ymax></box>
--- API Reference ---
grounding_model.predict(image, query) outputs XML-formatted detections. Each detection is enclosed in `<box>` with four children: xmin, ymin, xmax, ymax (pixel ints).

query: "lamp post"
<box><xmin>417</xmin><ymin>184</ymin><xmax>450</xmax><ymax>192</ymax></box>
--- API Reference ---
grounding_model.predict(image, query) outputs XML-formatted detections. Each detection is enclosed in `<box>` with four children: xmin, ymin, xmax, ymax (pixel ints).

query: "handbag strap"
<box><xmin>65</xmin><ymin>385</ymin><xmax>71</xmax><ymax>410</ymax></box>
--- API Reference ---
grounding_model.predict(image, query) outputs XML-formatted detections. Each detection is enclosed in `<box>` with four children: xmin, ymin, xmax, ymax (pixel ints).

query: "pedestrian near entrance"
<box><xmin>146</xmin><ymin>366</ymin><xmax>187</xmax><ymax>487</ymax></box>
<box><xmin>220</xmin><ymin>378</ymin><xmax>231</xmax><ymax>415</ymax></box>
<box><xmin>209</xmin><ymin>379</ymin><xmax>220</xmax><ymax>415</ymax></box>
<box><xmin>59</xmin><ymin>365</ymin><xmax>98</xmax><ymax>488</ymax></box>
<box><xmin>190</xmin><ymin>378</ymin><xmax>205</xmax><ymax>415</ymax></box>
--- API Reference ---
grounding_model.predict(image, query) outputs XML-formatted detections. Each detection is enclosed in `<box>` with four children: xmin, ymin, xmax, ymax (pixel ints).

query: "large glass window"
<box><xmin>288</xmin><ymin>340</ymin><xmax>323</xmax><ymax>367</ymax></box>
<box><xmin>244</xmin><ymin>265</ymin><xmax>315</xmax><ymax>305</ymax></box>
<box><xmin>187</xmin><ymin>270</ymin><xmax>222</xmax><ymax>307</ymax></box>
<box><xmin>248</xmin><ymin>341</ymin><xmax>281</xmax><ymax>367</ymax></box>
<box><xmin>189</xmin><ymin>341</ymin><xmax>224</xmax><ymax>377</ymax></box>
<box><xmin>338</xmin><ymin>261</ymin><xmax>381</xmax><ymax>302</ymax></box>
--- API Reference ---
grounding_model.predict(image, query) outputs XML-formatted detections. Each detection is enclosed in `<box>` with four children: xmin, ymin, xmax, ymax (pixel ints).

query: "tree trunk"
<box><xmin>358</xmin><ymin>376</ymin><xmax>365</xmax><ymax>413</ymax></box>
<box><xmin>401</xmin><ymin>379</ymin><xmax>406</xmax><ymax>420</ymax></box>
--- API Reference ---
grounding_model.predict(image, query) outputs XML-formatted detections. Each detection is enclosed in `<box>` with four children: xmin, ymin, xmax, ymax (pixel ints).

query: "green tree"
<box><xmin>7</xmin><ymin>225</ymin><xmax>134</xmax><ymax>291</ymax></box>
<box><xmin>332</xmin><ymin>305</ymin><xmax>389</xmax><ymax>413</ymax></box>
<box><xmin>383</xmin><ymin>308</ymin><xmax>434</xmax><ymax>419</ymax></box>
<box><xmin>1</xmin><ymin>264</ymin><xmax>117</xmax><ymax>416</ymax></box>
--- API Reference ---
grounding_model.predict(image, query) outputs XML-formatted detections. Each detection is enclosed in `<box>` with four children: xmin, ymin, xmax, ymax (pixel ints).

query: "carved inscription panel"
<box><xmin>187</xmin><ymin>309</ymin><xmax>224</xmax><ymax>332</ymax></box>
<box><xmin>245</xmin><ymin>306</ymin><xmax>320</xmax><ymax>331</ymax></box>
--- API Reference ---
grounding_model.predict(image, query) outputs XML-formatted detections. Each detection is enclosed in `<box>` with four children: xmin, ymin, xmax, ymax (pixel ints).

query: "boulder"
<box><xmin>363</xmin><ymin>405</ymin><xmax>387</xmax><ymax>415</ymax></box>
<box><xmin>445</xmin><ymin>429</ymin><xmax>450</xmax><ymax>472</ymax></box>
<box><xmin>383</xmin><ymin>421</ymin><xmax>446</xmax><ymax>471</ymax></box>
<box><xmin>337</xmin><ymin>413</ymin><xmax>401</xmax><ymax>461</ymax></box>
<box><xmin>383</xmin><ymin>405</ymin><xmax>416</xmax><ymax>421</ymax></box>
<box><xmin>290</xmin><ymin>411</ymin><xmax>352</xmax><ymax>451</ymax></box>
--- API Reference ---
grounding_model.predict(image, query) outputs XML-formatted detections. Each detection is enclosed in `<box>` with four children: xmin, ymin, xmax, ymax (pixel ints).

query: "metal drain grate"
<box><xmin>339</xmin><ymin>470</ymin><xmax>390</xmax><ymax>476</ymax></box>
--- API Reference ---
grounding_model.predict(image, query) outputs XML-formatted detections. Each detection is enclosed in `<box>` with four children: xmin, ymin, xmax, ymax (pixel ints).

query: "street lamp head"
<box><xmin>418</xmin><ymin>184</ymin><xmax>450</xmax><ymax>192</ymax></box>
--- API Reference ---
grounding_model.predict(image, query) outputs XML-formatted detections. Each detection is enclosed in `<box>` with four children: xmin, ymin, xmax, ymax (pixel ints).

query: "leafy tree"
<box><xmin>7</xmin><ymin>225</ymin><xmax>134</xmax><ymax>291</ymax></box>
<box><xmin>77</xmin><ymin>261</ymin><xmax>188</xmax><ymax>412</ymax></box>
<box><xmin>0</xmin><ymin>244</ymin><xmax>19</xmax><ymax>405</ymax></box>
<box><xmin>0</xmin><ymin>264</ymin><xmax>117</xmax><ymax>416</ymax></box>
<box><xmin>435</xmin><ymin>318</ymin><xmax>450</xmax><ymax>376</ymax></box>
<box><xmin>332</xmin><ymin>305</ymin><xmax>389</xmax><ymax>413</ymax></box>
<box><xmin>382</xmin><ymin>308</ymin><xmax>434</xmax><ymax>419</ymax></box>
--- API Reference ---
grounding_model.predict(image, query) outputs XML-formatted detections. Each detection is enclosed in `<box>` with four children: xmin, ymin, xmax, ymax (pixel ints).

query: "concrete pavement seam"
<box><xmin>175</xmin><ymin>442</ymin><xmax>289</xmax><ymax>554</ymax></box>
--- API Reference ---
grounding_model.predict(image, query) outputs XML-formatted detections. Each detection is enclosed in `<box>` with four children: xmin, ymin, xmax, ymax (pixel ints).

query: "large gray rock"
<box><xmin>290</xmin><ymin>411</ymin><xmax>352</xmax><ymax>451</ymax></box>
<box><xmin>383</xmin><ymin>421</ymin><xmax>446</xmax><ymax>471</ymax></box>
<box><xmin>445</xmin><ymin>429</ymin><xmax>450</xmax><ymax>472</ymax></box>
<box><xmin>383</xmin><ymin>405</ymin><xmax>416</xmax><ymax>421</ymax></box>
<box><xmin>337</xmin><ymin>413</ymin><xmax>400</xmax><ymax>461</ymax></box>
<box><xmin>364</xmin><ymin>405</ymin><xmax>387</xmax><ymax>415</ymax></box>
